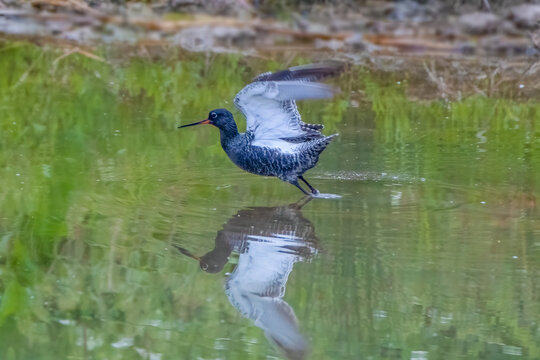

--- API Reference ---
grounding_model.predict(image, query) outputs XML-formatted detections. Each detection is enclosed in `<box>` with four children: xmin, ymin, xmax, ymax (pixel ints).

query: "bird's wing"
<box><xmin>233</xmin><ymin>63</ymin><xmax>342</xmax><ymax>148</ymax></box>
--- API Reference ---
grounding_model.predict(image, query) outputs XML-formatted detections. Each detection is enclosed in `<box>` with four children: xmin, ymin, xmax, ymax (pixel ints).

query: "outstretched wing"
<box><xmin>234</xmin><ymin>63</ymin><xmax>342</xmax><ymax>151</ymax></box>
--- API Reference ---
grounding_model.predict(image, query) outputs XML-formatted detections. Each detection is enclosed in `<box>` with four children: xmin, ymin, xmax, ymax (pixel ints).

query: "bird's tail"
<box><xmin>310</xmin><ymin>133</ymin><xmax>338</xmax><ymax>155</ymax></box>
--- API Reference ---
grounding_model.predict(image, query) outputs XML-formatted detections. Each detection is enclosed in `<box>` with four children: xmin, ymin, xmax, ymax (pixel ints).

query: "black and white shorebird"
<box><xmin>178</xmin><ymin>63</ymin><xmax>342</xmax><ymax>195</ymax></box>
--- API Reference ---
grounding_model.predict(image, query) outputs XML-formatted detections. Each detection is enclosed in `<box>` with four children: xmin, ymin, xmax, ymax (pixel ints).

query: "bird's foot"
<box><xmin>298</xmin><ymin>176</ymin><xmax>319</xmax><ymax>196</ymax></box>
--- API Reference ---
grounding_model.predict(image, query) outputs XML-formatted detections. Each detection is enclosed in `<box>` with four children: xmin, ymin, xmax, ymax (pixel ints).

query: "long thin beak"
<box><xmin>178</xmin><ymin>119</ymin><xmax>211</xmax><ymax>128</ymax></box>
<box><xmin>173</xmin><ymin>244</ymin><xmax>201</xmax><ymax>261</ymax></box>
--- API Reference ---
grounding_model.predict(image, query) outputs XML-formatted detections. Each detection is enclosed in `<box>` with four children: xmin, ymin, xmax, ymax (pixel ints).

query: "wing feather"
<box><xmin>273</xmin><ymin>82</ymin><xmax>336</xmax><ymax>101</ymax></box>
<box><xmin>234</xmin><ymin>63</ymin><xmax>342</xmax><ymax>148</ymax></box>
<box><xmin>253</xmin><ymin>62</ymin><xmax>343</xmax><ymax>82</ymax></box>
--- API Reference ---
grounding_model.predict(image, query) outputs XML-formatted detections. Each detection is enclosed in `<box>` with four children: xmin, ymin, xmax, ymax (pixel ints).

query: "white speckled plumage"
<box><xmin>179</xmin><ymin>62</ymin><xmax>343</xmax><ymax>195</ymax></box>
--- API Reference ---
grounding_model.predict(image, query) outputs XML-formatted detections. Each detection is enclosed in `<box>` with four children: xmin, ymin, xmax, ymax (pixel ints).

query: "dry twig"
<box><xmin>423</xmin><ymin>60</ymin><xmax>448</xmax><ymax>99</ymax></box>
<box><xmin>53</xmin><ymin>46</ymin><xmax>106</xmax><ymax>65</ymax></box>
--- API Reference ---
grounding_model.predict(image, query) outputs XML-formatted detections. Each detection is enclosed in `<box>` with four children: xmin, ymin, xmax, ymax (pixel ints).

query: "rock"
<box><xmin>455</xmin><ymin>41</ymin><xmax>476</xmax><ymax>55</ymax></box>
<box><xmin>531</xmin><ymin>30</ymin><xmax>540</xmax><ymax>50</ymax></box>
<box><xmin>344</xmin><ymin>33</ymin><xmax>367</xmax><ymax>52</ymax></box>
<box><xmin>479</xmin><ymin>35</ymin><xmax>530</xmax><ymax>56</ymax></box>
<box><xmin>508</xmin><ymin>4</ymin><xmax>540</xmax><ymax>29</ymax></box>
<box><xmin>458</xmin><ymin>12</ymin><xmax>500</xmax><ymax>35</ymax></box>
<box><xmin>501</xmin><ymin>20</ymin><xmax>524</xmax><ymax>37</ymax></box>
<box><xmin>171</xmin><ymin>25</ymin><xmax>256</xmax><ymax>52</ymax></box>
<box><xmin>212</xmin><ymin>25</ymin><xmax>256</xmax><ymax>47</ymax></box>
<box><xmin>314</xmin><ymin>38</ymin><xmax>343</xmax><ymax>51</ymax></box>
<box><xmin>384</xmin><ymin>0</ymin><xmax>436</xmax><ymax>22</ymax></box>
<box><xmin>329</xmin><ymin>14</ymin><xmax>370</xmax><ymax>33</ymax></box>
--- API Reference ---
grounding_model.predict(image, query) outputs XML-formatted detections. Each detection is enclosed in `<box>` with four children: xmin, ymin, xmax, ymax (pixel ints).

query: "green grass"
<box><xmin>0</xmin><ymin>41</ymin><xmax>540</xmax><ymax>359</ymax></box>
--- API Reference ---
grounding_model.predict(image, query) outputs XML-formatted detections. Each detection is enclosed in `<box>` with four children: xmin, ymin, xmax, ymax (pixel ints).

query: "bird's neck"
<box><xmin>218</xmin><ymin>121</ymin><xmax>240</xmax><ymax>147</ymax></box>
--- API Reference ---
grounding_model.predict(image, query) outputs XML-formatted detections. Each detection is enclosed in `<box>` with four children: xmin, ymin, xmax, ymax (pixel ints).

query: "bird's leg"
<box><xmin>299</xmin><ymin>176</ymin><xmax>319</xmax><ymax>195</ymax></box>
<box><xmin>290</xmin><ymin>195</ymin><xmax>313</xmax><ymax>210</ymax></box>
<box><xmin>290</xmin><ymin>179</ymin><xmax>310</xmax><ymax>195</ymax></box>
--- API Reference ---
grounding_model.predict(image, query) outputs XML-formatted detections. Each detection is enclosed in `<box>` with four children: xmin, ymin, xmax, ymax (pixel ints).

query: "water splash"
<box><xmin>312</xmin><ymin>193</ymin><xmax>342</xmax><ymax>199</ymax></box>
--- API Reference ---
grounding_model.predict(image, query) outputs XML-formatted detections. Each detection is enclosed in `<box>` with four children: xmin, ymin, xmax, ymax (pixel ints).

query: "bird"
<box><xmin>175</xmin><ymin>197</ymin><xmax>318</xmax><ymax>360</ymax></box>
<box><xmin>178</xmin><ymin>62</ymin><xmax>342</xmax><ymax>195</ymax></box>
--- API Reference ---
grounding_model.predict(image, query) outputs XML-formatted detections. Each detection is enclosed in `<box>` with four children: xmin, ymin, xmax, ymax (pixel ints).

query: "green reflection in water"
<box><xmin>0</xmin><ymin>42</ymin><xmax>539</xmax><ymax>360</ymax></box>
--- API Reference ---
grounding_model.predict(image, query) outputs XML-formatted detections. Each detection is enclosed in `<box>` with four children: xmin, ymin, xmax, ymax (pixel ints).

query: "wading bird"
<box><xmin>178</xmin><ymin>63</ymin><xmax>342</xmax><ymax>195</ymax></box>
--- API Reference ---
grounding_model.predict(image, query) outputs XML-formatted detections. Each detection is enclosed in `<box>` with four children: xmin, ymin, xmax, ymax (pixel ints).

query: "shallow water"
<box><xmin>0</xmin><ymin>43</ymin><xmax>540</xmax><ymax>360</ymax></box>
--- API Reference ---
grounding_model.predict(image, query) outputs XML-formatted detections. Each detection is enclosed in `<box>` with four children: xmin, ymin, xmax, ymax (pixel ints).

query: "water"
<box><xmin>0</xmin><ymin>42</ymin><xmax>540</xmax><ymax>360</ymax></box>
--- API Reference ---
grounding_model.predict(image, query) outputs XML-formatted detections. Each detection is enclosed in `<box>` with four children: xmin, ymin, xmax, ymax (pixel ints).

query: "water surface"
<box><xmin>0</xmin><ymin>43</ymin><xmax>539</xmax><ymax>360</ymax></box>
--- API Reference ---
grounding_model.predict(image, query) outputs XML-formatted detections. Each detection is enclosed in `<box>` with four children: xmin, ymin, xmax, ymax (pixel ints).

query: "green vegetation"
<box><xmin>0</xmin><ymin>41</ymin><xmax>539</xmax><ymax>359</ymax></box>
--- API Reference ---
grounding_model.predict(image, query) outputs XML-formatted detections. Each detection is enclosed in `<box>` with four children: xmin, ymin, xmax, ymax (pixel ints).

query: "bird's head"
<box><xmin>174</xmin><ymin>245</ymin><xmax>228</xmax><ymax>274</ymax></box>
<box><xmin>178</xmin><ymin>109</ymin><xmax>236</xmax><ymax>133</ymax></box>
<box><xmin>199</xmin><ymin>254</ymin><xmax>227</xmax><ymax>273</ymax></box>
<box><xmin>206</xmin><ymin>109</ymin><xmax>234</xmax><ymax>129</ymax></box>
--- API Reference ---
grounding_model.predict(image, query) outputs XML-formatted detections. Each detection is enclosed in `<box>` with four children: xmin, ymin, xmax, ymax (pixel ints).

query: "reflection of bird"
<box><xmin>177</xmin><ymin>197</ymin><xmax>317</xmax><ymax>360</ymax></box>
<box><xmin>178</xmin><ymin>63</ymin><xmax>342</xmax><ymax>195</ymax></box>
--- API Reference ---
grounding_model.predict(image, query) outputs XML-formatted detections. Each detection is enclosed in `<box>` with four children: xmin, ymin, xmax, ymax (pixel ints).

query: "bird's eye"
<box><xmin>210</xmin><ymin>112</ymin><xmax>217</xmax><ymax>119</ymax></box>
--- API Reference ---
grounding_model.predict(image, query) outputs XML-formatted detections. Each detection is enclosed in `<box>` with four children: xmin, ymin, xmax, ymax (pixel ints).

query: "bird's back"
<box><xmin>222</xmin><ymin>132</ymin><xmax>336</xmax><ymax>181</ymax></box>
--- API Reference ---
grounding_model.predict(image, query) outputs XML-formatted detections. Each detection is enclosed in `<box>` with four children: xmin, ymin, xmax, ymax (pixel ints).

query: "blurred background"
<box><xmin>1</xmin><ymin>1</ymin><xmax>540</xmax><ymax>360</ymax></box>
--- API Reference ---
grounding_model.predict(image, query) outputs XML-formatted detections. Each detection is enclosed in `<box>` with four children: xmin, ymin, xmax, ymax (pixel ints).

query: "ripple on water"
<box><xmin>315</xmin><ymin>171</ymin><xmax>424</xmax><ymax>183</ymax></box>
